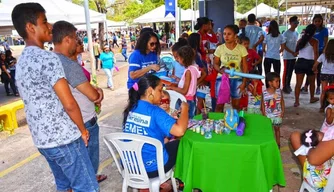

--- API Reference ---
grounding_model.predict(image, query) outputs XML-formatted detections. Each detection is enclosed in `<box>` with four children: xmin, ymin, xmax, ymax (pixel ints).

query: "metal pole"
<box><xmin>83</xmin><ymin>0</ymin><xmax>96</xmax><ymax>79</ymax></box>
<box><xmin>286</xmin><ymin>0</ymin><xmax>288</xmax><ymax>30</ymax></box>
<box><xmin>256</xmin><ymin>0</ymin><xmax>258</xmax><ymax>17</ymax></box>
<box><xmin>175</xmin><ymin>0</ymin><xmax>180</xmax><ymax>39</ymax></box>
<box><xmin>191</xmin><ymin>0</ymin><xmax>194</xmax><ymax>31</ymax></box>
<box><xmin>105</xmin><ymin>20</ymin><xmax>109</xmax><ymax>47</ymax></box>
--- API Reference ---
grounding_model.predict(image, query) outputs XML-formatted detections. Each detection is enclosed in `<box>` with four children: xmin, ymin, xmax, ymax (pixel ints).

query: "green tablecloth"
<box><xmin>174</xmin><ymin>113</ymin><xmax>286</xmax><ymax>192</ymax></box>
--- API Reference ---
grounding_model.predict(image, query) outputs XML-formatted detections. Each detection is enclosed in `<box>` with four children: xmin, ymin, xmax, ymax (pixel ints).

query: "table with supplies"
<box><xmin>174</xmin><ymin>112</ymin><xmax>286</xmax><ymax>192</ymax></box>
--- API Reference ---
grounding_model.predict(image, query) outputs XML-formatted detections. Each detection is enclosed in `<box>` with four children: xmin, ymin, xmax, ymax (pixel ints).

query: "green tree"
<box><xmin>236</xmin><ymin>0</ymin><xmax>280</xmax><ymax>14</ymax></box>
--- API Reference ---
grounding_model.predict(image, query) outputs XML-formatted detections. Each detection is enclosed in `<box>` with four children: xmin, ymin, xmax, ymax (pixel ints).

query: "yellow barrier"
<box><xmin>0</xmin><ymin>100</ymin><xmax>24</xmax><ymax>130</ymax></box>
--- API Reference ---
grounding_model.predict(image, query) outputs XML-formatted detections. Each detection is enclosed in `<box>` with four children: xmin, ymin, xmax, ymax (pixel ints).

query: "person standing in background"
<box><xmin>282</xmin><ymin>16</ymin><xmax>299</xmax><ymax>94</ymax></box>
<box><xmin>121</xmin><ymin>34</ymin><xmax>128</xmax><ymax>62</ymax></box>
<box><xmin>245</xmin><ymin>14</ymin><xmax>264</xmax><ymax>51</ymax></box>
<box><xmin>93</xmin><ymin>38</ymin><xmax>101</xmax><ymax>71</ymax></box>
<box><xmin>83</xmin><ymin>34</ymin><xmax>88</xmax><ymax>51</ymax></box>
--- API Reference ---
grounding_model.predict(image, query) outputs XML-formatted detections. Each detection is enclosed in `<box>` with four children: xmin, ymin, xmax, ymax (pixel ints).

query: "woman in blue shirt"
<box><xmin>123</xmin><ymin>74</ymin><xmax>189</xmax><ymax>178</ymax></box>
<box><xmin>127</xmin><ymin>31</ymin><xmax>162</xmax><ymax>89</ymax></box>
<box><xmin>98</xmin><ymin>46</ymin><xmax>115</xmax><ymax>90</ymax></box>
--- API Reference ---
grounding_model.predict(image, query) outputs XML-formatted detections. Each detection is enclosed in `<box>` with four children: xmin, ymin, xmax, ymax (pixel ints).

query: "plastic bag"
<box><xmin>217</xmin><ymin>73</ymin><xmax>230</xmax><ymax>104</ymax></box>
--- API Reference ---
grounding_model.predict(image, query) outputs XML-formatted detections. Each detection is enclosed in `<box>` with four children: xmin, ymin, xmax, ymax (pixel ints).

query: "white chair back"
<box><xmin>166</xmin><ymin>90</ymin><xmax>186</xmax><ymax>111</ymax></box>
<box><xmin>104</xmin><ymin>132</ymin><xmax>177</xmax><ymax>192</ymax></box>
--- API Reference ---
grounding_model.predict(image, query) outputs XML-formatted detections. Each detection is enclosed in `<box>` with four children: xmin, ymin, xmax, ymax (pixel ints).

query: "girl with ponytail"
<box><xmin>122</xmin><ymin>74</ymin><xmax>189</xmax><ymax>178</ymax></box>
<box><xmin>294</xmin><ymin>24</ymin><xmax>319</xmax><ymax>107</ymax></box>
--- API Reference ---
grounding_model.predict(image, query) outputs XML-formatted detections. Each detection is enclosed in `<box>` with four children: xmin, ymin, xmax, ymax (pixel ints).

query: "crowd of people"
<box><xmin>5</xmin><ymin>1</ymin><xmax>334</xmax><ymax>191</ymax></box>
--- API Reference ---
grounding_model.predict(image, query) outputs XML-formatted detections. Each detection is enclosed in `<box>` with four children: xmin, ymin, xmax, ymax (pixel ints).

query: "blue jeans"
<box><xmin>187</xmin><ymin>100</ymin><xmax>196</xmax><ymax>119</ymax></box>
<box><xmin>103</xmin><ymin>68</ymin><xmax>114</xmax><ymax>88</ymax></box>
<box><xmin>85</xmin><ymin>117</ymin><xmax>100</xmax><ymax>174</ymax></box>
<box><xmin>122</xmin><ymin>48</ymin><xmax>127</xmax><ymax>60</ymax></box>
<box><xmin>215</xmin><ymin>77</ymin><xmax>242</xmax><ymax>99</ymax></box>
<box><xmin>38</xmin><ymin>138</ymin><xmax>99</xmax><ymax>192</ymax></box>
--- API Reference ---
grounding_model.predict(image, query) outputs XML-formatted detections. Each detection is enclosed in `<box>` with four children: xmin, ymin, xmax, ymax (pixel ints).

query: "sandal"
<box><xmin>96</xmin><ymin>174</ymin><xmax>107</xmax><ymax>183</ymax></box>
<box><xmin>294</xmin><ymin>102</ymin><xmax>300</xmax><ymax>107</ymax></box>
<box><xmin>310</xmin><ymin>97</ymin><xmax>319</xmax><ymax>103</ymax></box>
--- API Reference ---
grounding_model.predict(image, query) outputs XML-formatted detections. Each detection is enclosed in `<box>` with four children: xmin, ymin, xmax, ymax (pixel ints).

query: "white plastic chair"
<box><xmin>166</xmin><ymin>90</ymin><xmax>187</xmax><ymax>111</ymax></box>
<box><xmin>103</xmin><ymin>133</ymin><xmax>178</xmax><ymax>192</ymax></box>
<box><xmin>299</xmin><ymin>161</ymin><xmax>334</xmax><ymax>192</ymax></box>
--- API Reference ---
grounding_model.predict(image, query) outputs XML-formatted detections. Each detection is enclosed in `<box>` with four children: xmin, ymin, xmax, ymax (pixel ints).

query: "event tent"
<box><xmin>279</xmin><ymin>0</ymin><xmax>334</xmax><ymax>6</ymax></box>
<box><xmin>76</xmin><ymin>20</ymin><xmax>128</xmax><ymax>31</ymax></box>
<box><xmin>285</xmin><ymin>5</ymin><xmax>331</xmax><ymax>15</ymax></box>
<box><xmin>133</xmin><ymin>5</ymin><xmax>199</xmax><ymax>23</ymax></box>
<box><xmin>234</xmin><ymin>11</ymin><xmax>244</xmax><ymax>19</ymax></box>
<box><xmin>242</xmin><ymin>3</ymin><xmax>283</xmax><ymax>18</ymax></box>
<box><xmin>0</xmin><ymin>0</ymin><xmax>106</xmax><ymax>27</ymax></box>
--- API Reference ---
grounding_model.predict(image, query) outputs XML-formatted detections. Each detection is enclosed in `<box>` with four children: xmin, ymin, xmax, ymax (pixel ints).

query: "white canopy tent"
<box><xmin>234</xmin><ymin>11</ymin><xmax>244</xmax><ymax>19</ymax></box>
<box><xmin>279</xmin><ymin>0</ymin><xmax>334</xmax><ymax>7</ymax></box>
<box><xmin>242</xmin><ymin>3</ymin><xmax>283</xmax><ymax>18</ymax></box>
<box><xmin>286</xmin><ymin>5</ymin><xmax>331</xmax><ymax>15</ymax></box>
<box><xmin>133</xmin><ymin>5</ymin><xmax>199</xmax><ymax>23</ymax></box>
<box><xmin>0</xmin><ymin>0</ymin><xmax>106</xmax><ymax>27</ymax></box>
<box><xmin>76</xmin><ymin>20</ymin><xmax>128</xmax><ymax>31</ymax></box>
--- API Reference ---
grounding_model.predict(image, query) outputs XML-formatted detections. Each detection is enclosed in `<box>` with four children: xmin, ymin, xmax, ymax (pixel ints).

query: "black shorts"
<box><xmin>295</xmin><ymin>58</ymin><xmax>315</xmax><ymax>76</ymax></box>
<box><xmin>320</xmin><ymin>74</ymin><xmax>334</xmax><ymax>83</ymax></box>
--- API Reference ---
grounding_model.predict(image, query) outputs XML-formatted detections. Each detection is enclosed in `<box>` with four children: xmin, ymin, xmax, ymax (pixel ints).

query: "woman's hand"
<box><xmin>312</xmin><ymin>65</ymin><xmax>318</xmax><ymax>73</ymax></box>
<box><xmin>150</xmin><ymin>64</ymin><xmax>160</xmax><ymax>72</ymax></box>
<box><xmin>81</xmin><ymin>128</ymin><xmax>90</xmax><ymax>147</ymax></box>
<box><xmin>238</xmin><ymin>83</ymin><xmax>246</xmax><ymax>95</ymax></box>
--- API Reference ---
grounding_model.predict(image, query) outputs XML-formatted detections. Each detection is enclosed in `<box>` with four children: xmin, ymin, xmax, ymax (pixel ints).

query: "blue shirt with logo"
<box><xmin>314</xmin><ymin>27</ymin><xmax>329</xmax><ymax>53</ymax></box>
<box><xmin>127</xmin><ymin>50</ymin><xmax>158</xmax><ymax>89</ymax></box>
<box><xmin>172</xmin><ymin>60</ymin><xmax>185</xmax><ymax>79</ymax></box>
<box><xmin>245</xmin><ymin>25</ymin><xmax>264</xmax><ymax>49</ymax></box>
<box><xmin>123</xmin><ymin>100</ymin><xmax>176</xmax><ymax>172</ymax></box>
<box><xmin>264</xmin><ymin>34</ymin><xmax>286</xmax><ymax>60</ymax></box>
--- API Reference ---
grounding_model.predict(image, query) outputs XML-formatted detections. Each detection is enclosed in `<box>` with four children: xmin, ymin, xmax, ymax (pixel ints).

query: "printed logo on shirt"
<box><xmin>127</xmin><ymin>112</ymin><xmax>151</xmax><ymax>127</ymax></box>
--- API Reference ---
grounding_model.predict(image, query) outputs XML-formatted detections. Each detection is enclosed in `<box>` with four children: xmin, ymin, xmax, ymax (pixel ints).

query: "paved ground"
<box><xmin>0</xmin><ymin>46</ymin><xmax>325</xmax><ymax>192</ymax></box>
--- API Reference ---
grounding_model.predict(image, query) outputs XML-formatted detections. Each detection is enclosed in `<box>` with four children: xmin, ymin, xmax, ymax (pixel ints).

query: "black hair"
<box><xmin>180</xmin><ymin>33</ymin><xmax>189</xmax><ymax>39</ymax></box>
<box><xmin>265</xmin><ymin>72</ymin><xmax>280</xmax><ymax>88</ymax></box>
<box><xmin>324</xmin><ymin>88</ymin><xmax>334</xmax><ymax>107</ymax></box>
<box><xmin>52</xmin><ymin>21</ymin><xmax>77</xmax><ymax>44</ymax></box>
<box><xmin>11</xmin><ymin>3</ymin><xmax>46</xmax><ymax>39</ymax></box>
<box><xmin>247</xmin><ymin>14</ymin><xmax>256</xmax><ymax>23</ymax></box>
<box><xmin>140</xmin><ymin>28</ymin><xmax>154</xmax><ymax>35</ymax></box>
<box><xmin>194</xmin><ymin>17</ymin><xmax>210</xmax><ymax>30</ymax></box>
<box><xmin>240</xmin><ymin>19</ymin><xmax>247</xmax><ymax>24</ymax></box>
<box><xmin>289</xmin><ymin>16</ymin><xmax>298</xmax><ymax>23</ymax></box>
<box><xmin>240</xmin><ymin>36</ymin><xmax>250</xmax><ymax>43</ymax></box>
<box><xmin>177</xmin><ymin>45</ymin><xmax>195</xmax><ymax>67</ymax></box>
<box><xmin>313</xmin><ymin>14</ymin><xmax>324</xmax><ymax>30</ymax></box>
<box><xmin>301</xmin><ymin>129</ymin><xmax>320</xmax><ymax>148</ymax></box>
<box><xmin>224</xmin><ymin>25</ymin><xmax>239</xmax><ymax>35</ymax></box>
<box><xmin>5</xmin><ymin>50</ymin><xmax>12</xmax><ymax>58</ymax></box>
<box><xmin>325</xmin><ymin>39</ymin><xmax>334</xmax><ymax>63</ymax></box>
<box><xmin>187</xmin><ymin>33</ymin><xmax>201</xmax><ymax>53</ymax></box>
<box><xmin>135</xmin><ymin>31</ymin><xmax>161</xmax><ymax>55</ymax></box>
<box><xmin>123</xmin><ymin>75</ymin><xmax>161</xmax><ymax>126</ymax></box>
<box><xmin>268</xmin><ymin>20</ymin><xmax>280</xmax><ymax>37</ymax></box>
<box><xmin>172</xmin><ymin>38</ymin><xmax>188</xmax><ymax>52</ymax></box>
<box><xmin>296</xmin><ymin>24</ymin><xmax>317</xmax><ymax>52</ymax></box>
<box><xmin>256</xmin><ymin>20</ymin><xmax>263</xmax><ymax>27</ymax></box>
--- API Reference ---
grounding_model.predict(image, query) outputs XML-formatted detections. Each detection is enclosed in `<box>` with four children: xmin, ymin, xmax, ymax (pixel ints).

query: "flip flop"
<box><xmin>310</xmin><ymin>98</ymin><xmax>319</xmax><ymax>103</ymax></box>
<box><xmin>96</xmin><ymin>174</ymin><xmax>107</xmax><ymax>183</ymax></box>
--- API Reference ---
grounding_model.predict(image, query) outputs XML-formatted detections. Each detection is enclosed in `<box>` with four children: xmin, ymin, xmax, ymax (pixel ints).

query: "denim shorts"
<box><xmin>215</xmin><ymin>77</ymin><xmax>242</xmax><ymax>99</ymax></box>
<box><xmin>38</xmin><ymin>138</ymin><xmax>99</xmax><ymax>192</ymax></box>
<box><xmin>187</xmin><ymin>100</ymin><xmax>196</xmax><ymax>119</ymax></box>
<box><xmin>85</xmin><ymin>116</ymin><xmax>100</xmax><ymax>174</ymax></box>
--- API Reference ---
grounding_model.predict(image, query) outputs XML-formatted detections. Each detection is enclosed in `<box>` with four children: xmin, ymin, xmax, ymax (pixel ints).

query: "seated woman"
<box><xmin>290</xmin><ymin>130</ymin><xmax>333</xmax><ymax>191</ymax></box>
<box><xmin>123</xmin><ymin>74</ymin><xmax>189</xmax><ymax>178</ymax></box>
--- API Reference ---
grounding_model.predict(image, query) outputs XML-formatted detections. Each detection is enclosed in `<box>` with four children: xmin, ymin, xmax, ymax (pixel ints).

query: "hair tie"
<box><xmin>305</xmin><ymin>130</ymin><xmax>313</xmax><ymax>147</ymax></box>
<box><xmin>132</xmin><ymin>82</ymin><xmax>139</xmax><ymax>91</ymax></box>
<box><xmin>325</xmin><ymin>85</ymin><xmax>334</xmax><ymax>91</ymax></box>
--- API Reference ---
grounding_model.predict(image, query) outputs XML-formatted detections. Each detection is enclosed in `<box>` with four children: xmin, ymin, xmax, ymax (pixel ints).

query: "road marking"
<box><xmin>283</xmin><ymin>163</ymin><xmax>298</xmax><ymax>168</ymax></box>
<box><xmin>0</xmin><ymin>152</ymin><xmax>40</xmax><ymax>178</ymax></box>
<box><xmin>98</xmin><ymin>154</ymin><xmax>120</xmax><ymax>173</ymax></box>
<box><xmin>98</xmin><ymin>111</ymin><xmax>114</xmax><ymax>122</ymax></box>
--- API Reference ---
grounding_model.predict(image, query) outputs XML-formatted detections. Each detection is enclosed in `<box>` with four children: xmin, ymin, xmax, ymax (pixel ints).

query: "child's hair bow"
<box><xmin>305</xmin><ymin>130</ymin><xmax>313</xmax><ymax>147</ymax></box>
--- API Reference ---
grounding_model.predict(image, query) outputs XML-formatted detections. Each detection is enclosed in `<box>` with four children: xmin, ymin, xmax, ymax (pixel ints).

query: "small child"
<box><xmin>320</xmin><ymin>87</ymin><xmax>334</xmax><ymax>141</ymax></box>
<box><xmin>240</xmin><ymin>36</ymin><xmax>262</xmax><ymax>72</ymax></box>
<box><xmin>160</xmin><ymin>90</ymin><xmax>178</xmax><ymax>118</ymax></box>
<box><xmin>261</xmin><ymin>72</ymin><xmax>285</xmax><ymax>147</ymax></box>
<box><xmin>247</xmin><ymin>69</ymin><xmax>264</xmax><ymax>114</ymax></box>
<box><xmin>294</xmin><ymin>129</ymin><xmax>322</xmax><ymax>156</ymax></box>
<box><xmin>168</xmin><ymin>45</ymin><xmax>201</xmax><ymax>119</ymax></box>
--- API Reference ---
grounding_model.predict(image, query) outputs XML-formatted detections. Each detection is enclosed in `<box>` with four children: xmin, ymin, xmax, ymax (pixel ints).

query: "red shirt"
<box><xmin>247</xmin><ymin>49</ymin><xmax>260</xmax><ymax>72</ymax></box>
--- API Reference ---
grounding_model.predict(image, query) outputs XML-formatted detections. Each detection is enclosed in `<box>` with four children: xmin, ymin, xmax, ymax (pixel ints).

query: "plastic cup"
<box><xmin>201</xmin><ymin>108</ymin><xmax>208</xmax><ymax>120</ymax></box>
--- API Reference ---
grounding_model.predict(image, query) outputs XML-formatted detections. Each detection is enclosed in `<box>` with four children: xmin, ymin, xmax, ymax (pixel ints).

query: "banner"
<box><xmin>165</xmin><ymin>0</ymin><xmax>175</xmax><ymax>17</ymax></box>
